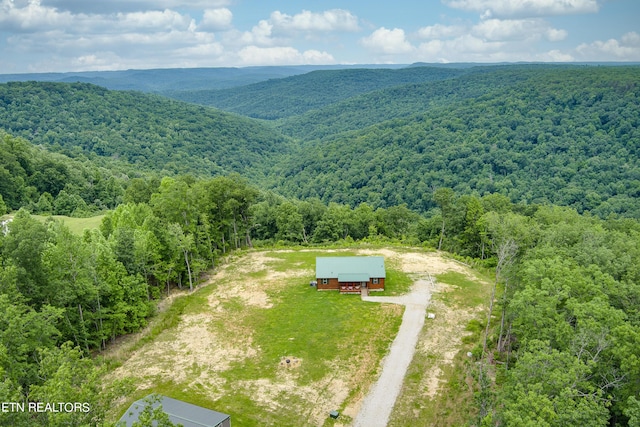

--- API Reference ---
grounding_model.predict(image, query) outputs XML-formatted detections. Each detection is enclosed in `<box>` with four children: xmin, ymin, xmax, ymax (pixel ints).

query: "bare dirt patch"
<box><xmin>109</xmin><ymin>311</ymin><xmax>256</xmax><ymax>399</ymax></box>
<box><xmin>206</xmin><ymin>251</ymin><xmax>313</xmax><ymax>309</ymax></box>
<box><xmin>238</xmin><ymin>373</ymin><xmax>351</xmax><ymax>426</ymax></box>
<box><xmin>417</xmin><ymin>299</ymin><xmax>477</xmax><ymax>399</ymax></box>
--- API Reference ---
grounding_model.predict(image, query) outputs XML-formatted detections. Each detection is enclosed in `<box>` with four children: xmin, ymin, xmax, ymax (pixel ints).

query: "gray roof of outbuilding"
<box><xmin>316</xmin><ymin>256</ymin><xmax>386</xmax><ymax>279</ymax></box>
<box><xmin>118</xmin><ymin>395</ymin><xmax>230</xmax><ymax>427</ymax></box>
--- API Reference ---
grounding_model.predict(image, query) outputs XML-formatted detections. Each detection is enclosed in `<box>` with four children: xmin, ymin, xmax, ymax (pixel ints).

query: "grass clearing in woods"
<box><xmin>108</xmin><ymin>248</ymin><xmax>408</xmax><ymax>427</ymax></box>
<box><xmin>106</xmin><ymin>247</ymin><xmax>489</xmax><ymax>427</ymax></box>
<box><xmin>31</xmin><ymin>214</ymin><xmax>105</xmax><ymax>235</ymax></box>
<box><xmin>435</xmin><ymin>271</ymin><xmax>487</xmax><ymax>307</ymax></box>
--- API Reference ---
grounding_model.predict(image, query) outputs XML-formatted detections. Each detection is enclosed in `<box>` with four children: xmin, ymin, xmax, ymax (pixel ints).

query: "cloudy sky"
<box><xmin>1</xmin><ymin>0</ymin><xmax>639</xmax><ymax>73</ymax></box>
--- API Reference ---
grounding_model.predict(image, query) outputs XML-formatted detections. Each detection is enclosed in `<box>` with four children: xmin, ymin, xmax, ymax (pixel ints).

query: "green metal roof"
<box><xmin>316</xmin><ymin>256</ymin><xmax>386</xmax><ymax>280</ymax></box>
<box><xmin>338</xmin><ymin>273</ymin><xmax>371</xmax><ymax>282</ymax></box>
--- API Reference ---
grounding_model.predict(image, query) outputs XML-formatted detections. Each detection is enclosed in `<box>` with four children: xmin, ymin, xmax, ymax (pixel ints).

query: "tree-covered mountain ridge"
<box><xmin>0</xmin><ymin>81</ymin><xmax>291</xmax><ymax>178</ymax></box>
<box><xmin>274</xmin><ymin>64</ymin><xmax>575</xmax><ymax>139</ymax></box>
<box><xmin>267</xmin><ymin>66</ymin><xmax>640</xmax><ymax>217</ymax></box>
<box><xmin>168</xmin><ymin>66</ymin><xmax>468</xmax><ymax>119</ymax></box>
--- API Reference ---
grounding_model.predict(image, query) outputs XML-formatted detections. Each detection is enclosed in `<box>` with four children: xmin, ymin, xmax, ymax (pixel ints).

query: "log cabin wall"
<box><xmin>317</xmin><ymin>277</ymin><xmax>340</xmax><ymax>290</ymax></box>
<box><xmin>369</xmin><ymin>278</ymin><xmax>385</xmax><ymax>290</ymax></box>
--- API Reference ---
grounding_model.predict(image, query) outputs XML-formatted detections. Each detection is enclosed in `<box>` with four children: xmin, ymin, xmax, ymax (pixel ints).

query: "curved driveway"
<box><xmin>353</xmin><ymin>277</ymin><xmax>433</xmax><ymax>427</ymax></box>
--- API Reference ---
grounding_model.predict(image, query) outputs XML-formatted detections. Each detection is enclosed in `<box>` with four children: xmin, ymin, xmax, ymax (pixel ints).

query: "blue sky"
<box><xmin>1</xmin><ymin>0</ymin><xmax>639</xmax><ymax>73</ymax></box>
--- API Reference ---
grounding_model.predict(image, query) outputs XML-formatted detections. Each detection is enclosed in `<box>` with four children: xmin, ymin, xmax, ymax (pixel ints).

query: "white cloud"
<box><xmin>237</xmin><ymin>46</ymin><xmax>334</xmax><ymax>65</ymax></box>
<box><xmin>2</xmin><ymin>2</ymin><xmax>354</xmax><ymax>70</ymax></box>
<box><xmin>416</xmin><ymin>36</ymin><xmax>520</xmax><ymax>62</ymax></box>
<box><xmin>198</xmin><ymin>8</ymin><xmax>232</xmax><ymax>31</ymax></box>
<box><xmin>238</xmin><ymin>20</ymin><xmax>275</xmax><ymax>46</ymax></box>
<box><xmin>0</xmin><ymin>0</ymin><xmax>74</xmax><ymax>31</ymax></box>
<box><xmin>177</xmin><ymin>41</ymin><xmax>225</xmax><ymax>60</ymax></box>
<box><xmin>539</xmin><ymin>49</ymin><xmax>574</xmax><ymax>61</ymax></box>
<box><xmin>71</xmin><ymin>52</ymin><xmax>126</xmax><ymax>70</ymax></box>
<box><xmin>418</xmin><ymin>24</ymin><xmax>466</xmax><ymax>40</ymax></box>
<box><xmin>115</xmin><ymin>9</ymin><xmax>193</xmax><ymax>32</ymax></box>
<box><xmin>444</xmin><ymin>0</ymin><xmax>600</xmax><ymax>18</ymax></box>
<box><xmin>235</xmin><ymin>9</ymin><xmax>359</xmax><ymax>50</ymax></box>
<box><xmin>43</xmin><ymin>0</ymin><xmax>230</xmax><ymax>14</ymax></box>
<box><xmin>269</xmin><ymin>9</ymin><xmax>359</xmax><ymax>33</ymax></box>
<box><xmin>546</xmin><ymin>28</ymin><xmax>568</xmax><ymax>42</ymax></box>
<box><xmin>0</xmin><ymin>1</ymin><xmax>197</xmax><ymax>34</ymax></box>
<box><xmin>361</xmin><ymin>27</ymin><xmax>414</xmax><ymax>54</ymax></box>
<box><xmin>622</xmin><ymin>31</ymin><xmax>640</xmax><ymax>46</ymax></box>
<box><xmin>576</xmin><ymin>32</ymin><xmax>640</xmax><ymax>60</ymax></box>
<box><xmin>472</xmin><ymin>19</ymin><xmax>567</xmax><ymax>42</ymax></box>
<box><xmin>414</xmin><ymin>31</ymin><xmax>581</xmax><ymax>63</ymax></box>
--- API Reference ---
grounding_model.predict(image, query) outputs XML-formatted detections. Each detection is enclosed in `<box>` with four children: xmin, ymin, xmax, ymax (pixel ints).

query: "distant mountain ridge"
<box><xmin>166</xmin><ymin>66</ymin><xmax>468</xmax><ymax>119</ymax></box>
<box><xmin>0</xmin><ymin>64</ymin><xmax>407</xmax><ymax>93</ymax></box>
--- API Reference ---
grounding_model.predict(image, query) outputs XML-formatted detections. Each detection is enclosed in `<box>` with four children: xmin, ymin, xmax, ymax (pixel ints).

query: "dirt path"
<box><xmin>353</xmin><ymin>277</ymin><xmax>433</xmax><ymax>427</ymax></box>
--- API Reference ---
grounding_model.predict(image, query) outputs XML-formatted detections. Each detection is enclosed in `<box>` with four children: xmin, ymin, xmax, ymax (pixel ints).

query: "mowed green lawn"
<box><xmin>111</xmin><ymin>248</ymin><xmax>408</xmax><ymax>427</ymax></box>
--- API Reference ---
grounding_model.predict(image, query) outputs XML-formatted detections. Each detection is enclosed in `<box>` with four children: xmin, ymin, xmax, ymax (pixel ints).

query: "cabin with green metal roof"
<box><xmin>315</xmin><ymin>256</ymin><xmax>385</xmax><ymax>294</ymax></box>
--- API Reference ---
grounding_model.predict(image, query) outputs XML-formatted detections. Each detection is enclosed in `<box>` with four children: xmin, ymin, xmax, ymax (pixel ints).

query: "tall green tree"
<box><xmin>2</xmin><ymin>209</ymin><xmax>51</xmax><ymax>306</ymax></box>
<box><xmin>433</xmin><ymin>187</ymin><xmax>455</xmax><ymax>250</ymax></box>
<box><xmin>275</xmin><ymin>202</ymin><xmax>304</xmax><ymax>243</ymax></box>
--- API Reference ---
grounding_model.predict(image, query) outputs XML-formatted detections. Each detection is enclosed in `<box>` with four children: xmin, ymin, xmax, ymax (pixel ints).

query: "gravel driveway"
<box><xmin>353</xmin><ymin>277</ymin><xmax>433</xmax><ymax>427</ymax></box>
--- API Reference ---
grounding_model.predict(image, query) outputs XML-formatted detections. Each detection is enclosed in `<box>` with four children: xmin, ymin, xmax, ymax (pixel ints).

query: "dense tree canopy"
<box><xmin>169</xmin><ymin>66</ymin><xmax>465</xmax><ymax>119</ymax></box>
<box><xmin>2</xmin><ymin>66</ymin><xmax>639</xmax><ymax>218</ymax></box>
<box><xmin>0</xmin><ymin>131</ymin><xmax>126</xmax><ymax>215</ymax></box>
<box><xmin>268</xmin><ymin>66</ymin><xmax>640</xmax><ymax>217</ymax></box>
<box><xmin>0</xmin><ymin>81</ymin><xmax>291</xmax><ymax>179</ymax></box>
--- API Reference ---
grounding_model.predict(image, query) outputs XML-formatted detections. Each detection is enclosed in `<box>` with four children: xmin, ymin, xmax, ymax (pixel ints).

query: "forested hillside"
<box><xmin>0</xmin><ymin>131</ymin><xmax>126</xmax><ymax>215</ymax></box>
<box><xmin>0</xmin><ymin>82</ymin><xmax>290</xmax><ymax>178</ymax></box>
<box><xmin>169</xmin><ymin>66</ymin><xmax>465</xmax><ymax>119</ymax></box>
<box><xmin>3</xmin><ymin>67</ymin><xmax>639</xmax><ymax>219</ymax></box>
<box><xmin>275</xmin><ymin>65</ymin><xmax>565</xmax><ymax>139</ymax></box>
<box><xmin>268</xmin><ymin>66</ymin><xmax>640</xmax><ymax>218</ymax></box>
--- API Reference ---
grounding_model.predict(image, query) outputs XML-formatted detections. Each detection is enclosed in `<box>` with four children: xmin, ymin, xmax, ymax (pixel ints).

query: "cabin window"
<box><xmin>321</xmin><ymin>278</ymin><xmax>328</xmax><ymax>285</ymax></box>
<box><xmin>372</xmin><ymin>278</ymin><xmax>379</xmax><ymax>284</ymax></box>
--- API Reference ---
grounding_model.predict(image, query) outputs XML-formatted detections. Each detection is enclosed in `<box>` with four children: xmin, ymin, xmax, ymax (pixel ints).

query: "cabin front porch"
<box><xmin>339</xmin><ymin>281</ymin><xmax>367</xmax><ymax>294</ymax></box>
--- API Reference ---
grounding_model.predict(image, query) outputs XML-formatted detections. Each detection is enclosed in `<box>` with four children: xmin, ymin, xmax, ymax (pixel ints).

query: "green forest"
<box><xmin>0</xmin><ymin>63</ymin><xmax>639</xmax><ymax>426</ymax></box>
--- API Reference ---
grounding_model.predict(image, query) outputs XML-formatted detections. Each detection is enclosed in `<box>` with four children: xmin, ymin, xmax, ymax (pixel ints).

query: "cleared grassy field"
<box><xmin>107</xmin><ymin>248</ymin><xmax>408</xmax><ymax>427</ymax></box>
<box><xmin>31</xmin><ymin>214</ymin><xmax>105</xmax><ymax>235</ymax></box>
<box><xmin>105</xmin><ymin>247</ymin><xmax>488</xmax><ymax>427</ymax></box>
